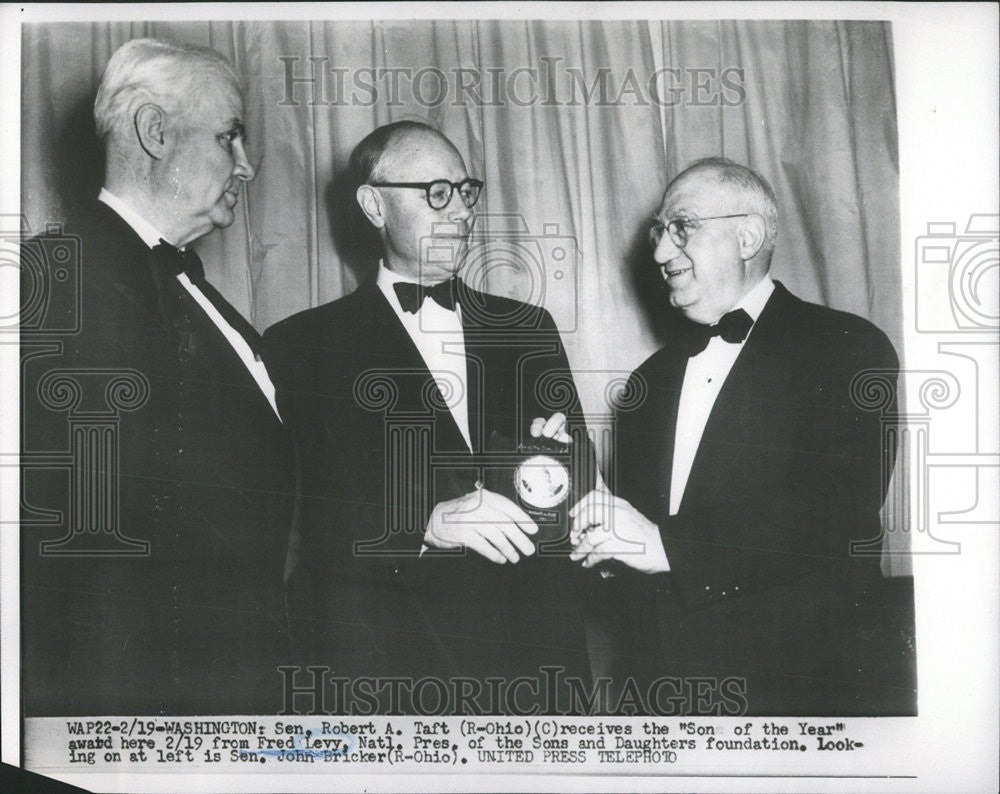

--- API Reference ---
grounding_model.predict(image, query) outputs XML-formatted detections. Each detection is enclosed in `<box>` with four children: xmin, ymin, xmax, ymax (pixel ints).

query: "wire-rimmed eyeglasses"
<box><xmin>648</xmin><ymin>214</ymin><xmax>750</xmax><ymax>249</ymax></box>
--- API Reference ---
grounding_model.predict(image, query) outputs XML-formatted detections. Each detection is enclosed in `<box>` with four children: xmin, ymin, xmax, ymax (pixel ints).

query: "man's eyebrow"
<box><xmin>665</xmin><ymin>206</ymin><xmax>695</xmax><ymax>220</ymax></box>
<box><xmin>654</xmin><ymin>206</ymin><xmax>684</xmax><ymax>221</ymax></box>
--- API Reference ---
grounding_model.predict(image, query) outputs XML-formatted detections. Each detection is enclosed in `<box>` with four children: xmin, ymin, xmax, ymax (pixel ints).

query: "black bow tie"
<box><xmin>151</xmin><ymin>239</ymin><xmax>263</xmax><ymax>357</ymax></box>
<box><xmin>393</xmin><ymin>277</ymin><xmax>460</xmax><ymax>313</ymax></box>
<box><xmin>684</xmin><ymin>308</ymin><xmax>754</xmax><ymax>357</ymax></box>
<box><xmin>152</xmin><ymin>239</ymin><xmax>205</xmax><ymax>281</ymax></box>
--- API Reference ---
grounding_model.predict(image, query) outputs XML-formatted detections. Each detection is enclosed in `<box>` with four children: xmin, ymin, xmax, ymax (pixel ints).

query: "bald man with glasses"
<box><xmin>543</xmin><ymin>157</ymin><xmax>909</xmax><ymax>715</ymax></box>
<box><xmin>263</xmin><ymin>121</ymin><xmax>592</xmax><ymax>712</ymax></box>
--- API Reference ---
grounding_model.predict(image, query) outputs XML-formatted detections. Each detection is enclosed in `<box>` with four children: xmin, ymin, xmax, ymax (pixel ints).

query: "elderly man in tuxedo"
<box><xmin>21</xmin><ymin>38</ymin><xmax>293</xmax><ymax>715</ymax></box>
<box><xmin>552</xmin><ymin>157</ymin><xmax>911</xmax><ymax>715</ymax></box>
<box><xmin>264</xmin><ymin>121</ymin><xmax>592</xmax><ymax>713</ymax></box>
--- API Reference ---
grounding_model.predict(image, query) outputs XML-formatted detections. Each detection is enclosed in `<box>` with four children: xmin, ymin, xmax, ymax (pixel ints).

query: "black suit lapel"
<box><xmin>364</xmin><ymin>282</ymin><xmax>472</xmax><ymax>454</ymax></box>
<box><xmin>681</xmin><ymin>284</ymin><xmax>796</xmax><ymax>512</ymax></box>
<box><xmin>89</xmin><ymin>202</ymin><xmax>164</xmax><ymax>318</ymax></box>
<box><xmin>460</xmin><ymin>308</ymin><xmax>484</xmax><ymax>453</ymax></box>
<box><xmin>91</xmin><ymin>201</ymin><xmax>267</xmax><ymax>404</ymax></box>
<box><xmin>142</xmin><ymin>236</ymin><xmax>278</xmax><ymax>423</ymax></box>
<box><xmin>650</xmin><ymin>348</ymin><xmax>688</xmax><ymax>519</ymax></box>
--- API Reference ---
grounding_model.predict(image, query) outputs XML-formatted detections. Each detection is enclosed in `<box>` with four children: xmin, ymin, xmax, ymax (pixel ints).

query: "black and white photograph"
<box><xmin>1</xmin><ymin>2</ymin><xmax>997</xmax><ymax>792</ymax></box>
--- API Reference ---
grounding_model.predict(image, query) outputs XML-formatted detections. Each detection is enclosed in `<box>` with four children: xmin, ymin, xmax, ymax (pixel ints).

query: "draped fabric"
<box><xmin>21</xmin><ymin>19</ymin><xmax>906</xmax><ymax>569</ymax></box>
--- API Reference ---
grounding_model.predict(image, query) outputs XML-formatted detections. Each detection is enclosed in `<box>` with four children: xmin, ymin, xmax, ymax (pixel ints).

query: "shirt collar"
<box><xmin>98</xmin><ymin>187</ymin><xmax>173</xmax><ymax>250</ymax></box>
<box><xmin>733</xmin><ymin>274</ymin><xmax>775</xmax><ymax>322</ymax></box>
<box><xmin>376</xmin><ymin>260</ymin><xmax>414</xmax><ymax>316</ymax></box>
<box><xmin>376</xmin><ymin>260</ymin><xmax>463</xmax><ymax>318</ymax></box>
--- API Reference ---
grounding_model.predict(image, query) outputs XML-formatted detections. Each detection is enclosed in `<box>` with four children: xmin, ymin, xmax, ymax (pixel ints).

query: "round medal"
<box><xmin>514</xmin><ymin>454</ymin><xmax>570</xmax><ymax>509</ymax></box>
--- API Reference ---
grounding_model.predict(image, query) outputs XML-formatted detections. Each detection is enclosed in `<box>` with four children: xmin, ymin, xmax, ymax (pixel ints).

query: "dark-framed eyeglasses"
<box><xmin>648</xmin><ymin>213</ymin><xmax>749</xmax><ymax>249</ymax></box>
<box><xmin>368</xmin><ymin>178</ymin><xmax>484</xmax><ymax>210</ymax></box>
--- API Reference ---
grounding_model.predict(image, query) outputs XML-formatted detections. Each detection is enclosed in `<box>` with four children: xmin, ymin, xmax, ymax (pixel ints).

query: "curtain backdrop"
<box><xmin>21</xmin><ymin>19</ymin><xmax>906</xmax><ymax>571</ymax></box>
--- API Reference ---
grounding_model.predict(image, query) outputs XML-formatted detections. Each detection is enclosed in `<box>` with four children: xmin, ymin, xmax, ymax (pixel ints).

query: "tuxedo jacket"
<box><xmin>263</xmin><ymin>278</ymin><xmax>592</xmax><ymax>710</ymax></box>
<box><xmin>612</xmin><ymin>282</ymin><xmax>914</xmax><ymax>715</ymax></box>
<box><xmin>20</xmin><ymin>202</ymin><xmax>294</xmax><ymax>715</ymax></box>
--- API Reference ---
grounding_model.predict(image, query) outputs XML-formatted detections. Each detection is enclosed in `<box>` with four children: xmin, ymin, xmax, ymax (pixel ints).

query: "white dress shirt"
<box><xmin>669</xmin><ymin>275</ymin><xmax>775</xmax><ymax>515</ymax></box>
<box><xmin>376</xmin><ymin>263</ymin><xmax>472</xmax><ymax>452</ymax></box>
<box><xmin>98</xmin><ymin>188</ymin><xmax>280</xmax><ymax>419</ymax></box>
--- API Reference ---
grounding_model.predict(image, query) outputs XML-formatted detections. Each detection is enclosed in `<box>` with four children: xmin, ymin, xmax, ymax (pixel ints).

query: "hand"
<box><xmin>424</xmin><ymin>487</ymin><xmax>538</xmax><ymax>564</ymax></box>
<box><xmin>569</xmin><ymin>487</ymin><xmax>670</xmax><ymax>574</ymax></box>
<box><xmin>529</xmin><ymin>411</ymin><xmax>572</xmax><ymax>444</ymax></box>
<box><xmin>529</xmin><ymin>411</ymin><xmax>606</xmax><ymax>489</ymax></box>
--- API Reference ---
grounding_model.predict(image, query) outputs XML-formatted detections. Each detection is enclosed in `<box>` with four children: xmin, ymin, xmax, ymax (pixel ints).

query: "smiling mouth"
<box><xmin>662</xmin><ymin>265</ymin><xmax>692</xmax><ymax>280</ymax></box>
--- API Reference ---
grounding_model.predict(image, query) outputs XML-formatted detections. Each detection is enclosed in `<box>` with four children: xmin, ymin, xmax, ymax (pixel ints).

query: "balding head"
<box><xmin>352</xmin><ymin>121</ymin><xmax>476</xmax><ymax>283</ymax></box>
<box><xmin>349</xmin><ymin>120</ymin><xmax>460</xmax><ymax>188</ymax></box>
<box><xmin>673</xmin><ymin>157</ymin><xmax>779</xmax><ymax>264</ymax></box>
<box><xmin>651</xmin><ymin>157</ymin><xmax>778</xmax><ymax>323</ymax></box>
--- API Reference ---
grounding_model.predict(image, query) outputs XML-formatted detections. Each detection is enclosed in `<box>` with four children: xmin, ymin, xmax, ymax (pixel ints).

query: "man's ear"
<box><xmin>134</xmin><ymin>103</ymin><xmax>168</xmax><ymax>160</ymax></box>
<box><xmin>356</xmin><ymin>184</ymin><xmax>386</xmax><ymax>229</ymax></box>
<box><xmin>737</xmin><ymin>214</ymin><xmax>766</xmax><ymax>261</ymax></box>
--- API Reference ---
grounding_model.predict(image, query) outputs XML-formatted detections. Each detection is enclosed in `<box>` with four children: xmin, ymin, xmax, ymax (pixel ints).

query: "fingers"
<box><xmin>570</xmin><ymin>489</ymin><xmax>620</xmax><ymax>540</ymax></box>
<box><xmin>462</xmin><ymin>533</ymin><xmax>508</xmax><ymax>565</ymax></box>
<box><xmin>482</xmin><ymin>523</ymin><xmax>533</xmax><ymax>562</ymax></box>
<box><xmin>569</xmin><ymin>485</ymin><xmax>614</xmax><ymax>519</ymax></box>
<box><xmin>529</xmin><ymin>412</ymin><xmax>571</xmax><ymax>443</ymax></box>
<box><xmin>570</xmin><ymin>523</ymin><xmax>612</xmax><ymax>561</ymax></box>
<box><xmin>542</xmin><ymin>412</ymin><xmax>571</xmax><ymax>443</ymax></box>
<box><xmin>496</xmin><ymin>522</ymin><xmax>537</xmax><ymax>558</ymax></box>
<box><xmin>570</xmin><ymin>487</ymin><xmax>609</xmax><ymax>546</ymax></box>
<box><xmin>480</xmin><ymin>489</ymin><xmax>538</xmax><ymax>534</ymax></box>
<box><xmin>432</xmin><ymin>489</ymin><xmax>539</xmax><ymax>564</ymax></box>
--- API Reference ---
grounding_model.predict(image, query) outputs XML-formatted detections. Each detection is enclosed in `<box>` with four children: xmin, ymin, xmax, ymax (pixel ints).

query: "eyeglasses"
<box><xmin>368</xmin><ymin>178</ymin><xmax>484</xmax><ymax>210</ymax></box>
<box><xmin>648</xmin><ymin>214</ymin><xmax>749</xmax><ymax>249</ymax></box>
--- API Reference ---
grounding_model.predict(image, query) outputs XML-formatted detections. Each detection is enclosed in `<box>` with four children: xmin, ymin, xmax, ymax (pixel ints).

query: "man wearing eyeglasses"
<box><xmin>263</xmin><ymin>121</ymin><xmax>591</xmax><ymax>712</ymax></box>
<box><xmin>21</xmin><ymin>39</ymin><xmax>293</xmax><ymax>715</ymax></box>
<box><xmin>555</xmin><ymin>157</ymin><xmax>905</xmax><ymax>714</ymax></box>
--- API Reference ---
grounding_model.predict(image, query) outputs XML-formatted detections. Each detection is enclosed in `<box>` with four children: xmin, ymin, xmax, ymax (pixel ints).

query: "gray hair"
<box><xmin>680</xmin><ymin>156</ymin><xmax>779</xmax><ymax>257</ymax></box>
<box><xmin>94</xmin><ymin>38</ymin><xmax>241</xmax><ymax>144</ymax></box>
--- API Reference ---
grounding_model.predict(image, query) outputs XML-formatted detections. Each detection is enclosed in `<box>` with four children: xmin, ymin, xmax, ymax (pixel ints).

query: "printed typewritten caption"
<box><xmin>26</xmin><ymin>717</ymin><xmax>904</xmax><ymax>775</ymax></box>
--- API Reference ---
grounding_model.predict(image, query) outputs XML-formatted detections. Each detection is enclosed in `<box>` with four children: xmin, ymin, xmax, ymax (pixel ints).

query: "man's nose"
<box><xmin>233</xmin><ymin>140</ymin><xmax>256</xmax><ymax>182</ymax></box>
<box><xmin>652</xmin><ymin>232</ymin><xmax>682</xmax><ymax>265</ymax></box>
<box><xmin>447</xmin><ymin>190</ymin><xmax>473</xmax><ymax>222</ymax></box>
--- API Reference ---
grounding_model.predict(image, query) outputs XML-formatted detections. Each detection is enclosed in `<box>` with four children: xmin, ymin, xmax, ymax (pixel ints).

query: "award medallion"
<box><xmin>485</xmin><ymin>430</ymin><xmax>594</xmax><ymax>550</ymax></box>
<box><xmin>514</xmin><ymin>454</ymin><xmax>571</xmax><ymax>510</ymax></box>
